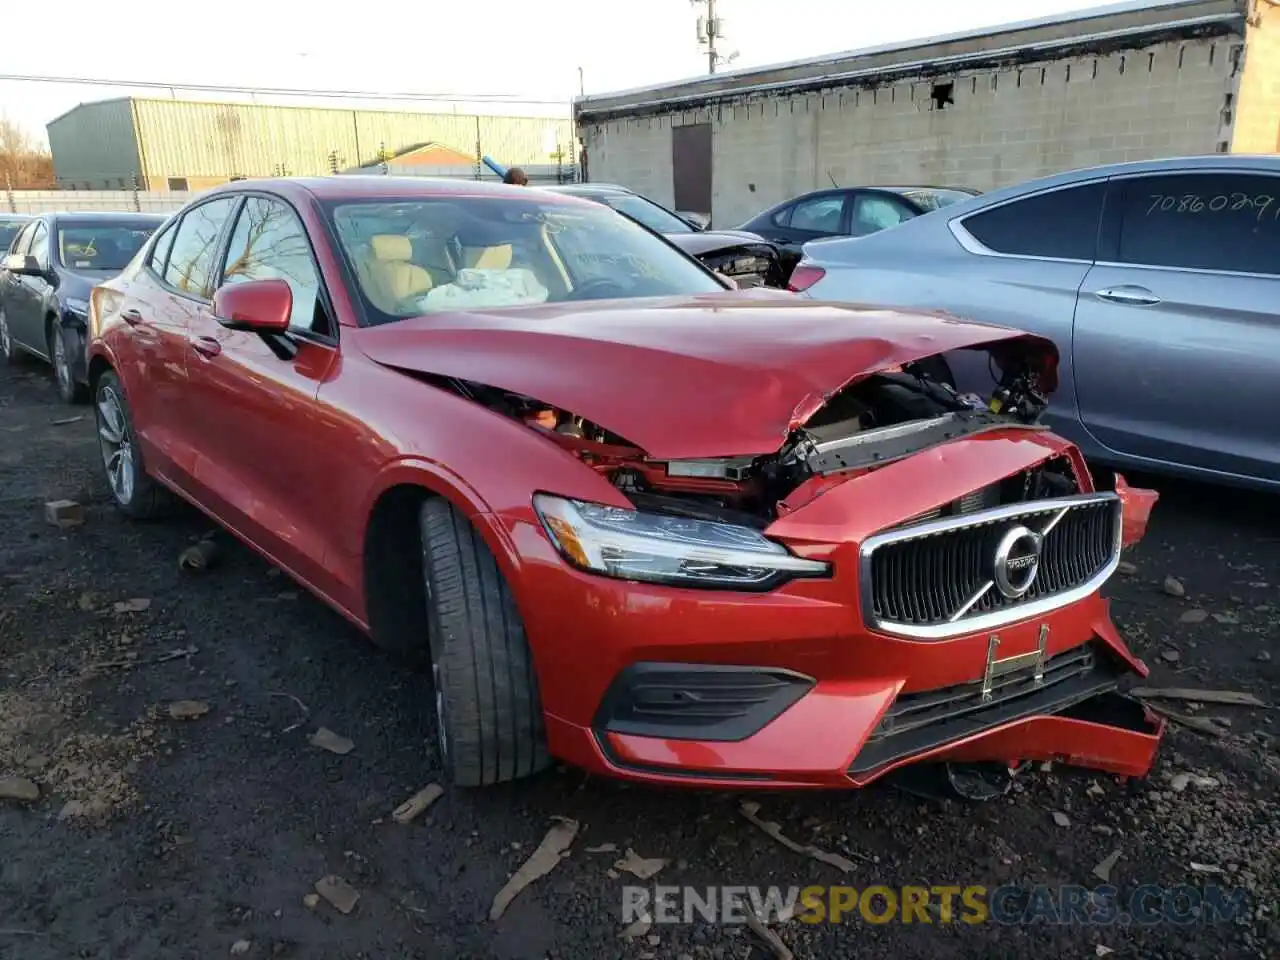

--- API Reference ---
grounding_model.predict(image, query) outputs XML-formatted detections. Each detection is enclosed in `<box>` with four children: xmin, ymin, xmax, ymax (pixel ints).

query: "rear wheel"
<box><xmin>418</xmin><ymin>498</ymin><xmax>549</xmax><ymax>787</ymax></box>
<box><xmin>94</xmin><ymin>370</ymin><xmax>170</xmax><ymax>519</ymax></box>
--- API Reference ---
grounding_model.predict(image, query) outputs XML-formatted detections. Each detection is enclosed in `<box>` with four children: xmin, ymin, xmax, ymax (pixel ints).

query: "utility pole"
<box><xmin>692</xmin><ymin>0</ymin><xmax>737</xmax><ymax>74</ymax></box>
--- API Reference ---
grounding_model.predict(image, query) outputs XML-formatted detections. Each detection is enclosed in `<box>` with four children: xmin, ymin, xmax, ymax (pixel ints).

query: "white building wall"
<box><xmin>581</xmin><ymin>36</ymin><xmax>1240</xmax><ymax>228</ymax></box>
<box><xmin>583</xmin><ymin>118</ymin><xmax>673</xmax><ymax>205</ymax></box>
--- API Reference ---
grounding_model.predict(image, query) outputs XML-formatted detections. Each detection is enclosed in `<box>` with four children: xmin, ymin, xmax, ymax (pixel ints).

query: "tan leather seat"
<box><xmin>358</xmin><ymin>235</ymin><xmax>434</xmax><ymax>311</ymax></box>
<box><xmin>462</xmin><ymin>244</ymin><xmax>513</xmax><ymax>270</ymax></box>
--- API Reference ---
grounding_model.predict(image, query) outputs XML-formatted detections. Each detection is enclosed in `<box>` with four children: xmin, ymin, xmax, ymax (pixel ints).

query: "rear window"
<box><xmin>961</xmin><ymin>183</ymin><xmax>1105</xmax><ymax>261</ymax></box>
<box><xmin>57</xmin><ymin>221</ymin><xmax>161</xmax><ymax>271</ymax></box>
<box><xmin>326</xmin><ymin>195</ymin><xmax>722</xmax><ymax>324</ymax></box>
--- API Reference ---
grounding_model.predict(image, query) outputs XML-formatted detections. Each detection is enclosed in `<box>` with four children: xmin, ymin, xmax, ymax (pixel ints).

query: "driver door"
<box><xmin>183</xmin><ymin>194</ymin><xmax>344</xmax><ymax>595</ymax></box>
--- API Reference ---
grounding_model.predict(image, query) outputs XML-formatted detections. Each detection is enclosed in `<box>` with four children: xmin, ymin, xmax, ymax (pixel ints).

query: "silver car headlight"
<box><xmin>533</xmin><ymin>494</ymin><xmax>831</xmax><ymax>589</ymax></box>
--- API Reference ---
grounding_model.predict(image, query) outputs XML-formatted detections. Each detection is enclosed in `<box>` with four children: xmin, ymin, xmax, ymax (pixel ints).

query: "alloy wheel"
<box><xmin>53</xmin><ymin>329</ymin><xmax>71</xmax><ymax>393</ymax></box>
<box><xmin>97</xmin><ymin>384</ymin><xmax>135</xmax><ymax>505</ymax></box>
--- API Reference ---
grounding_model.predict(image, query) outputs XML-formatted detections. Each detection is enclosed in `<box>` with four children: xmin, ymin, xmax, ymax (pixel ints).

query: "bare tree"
<box><xmin>0</xmin><ymin>117</ymin><xmax>54</xmax><ymax>189</ymax></box>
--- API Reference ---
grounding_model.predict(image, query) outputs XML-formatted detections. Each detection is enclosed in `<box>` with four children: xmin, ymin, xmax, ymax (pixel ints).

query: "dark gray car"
<box><xmin>797</xmin><ymin>155</ymin><xmax>1280</xmax><ymax>492</ymax></box>
<box><xmin>0</xmin><ymin>211</ymin><xmax>165</xmax><ymax>403</ymax></box>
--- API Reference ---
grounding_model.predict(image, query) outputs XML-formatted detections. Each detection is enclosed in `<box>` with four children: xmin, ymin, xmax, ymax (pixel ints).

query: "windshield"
<box><xmin>895</xmin><ymin>188</ymin><xmax>976</xmax><ymax>212</ymax></box>
<box><xmin>327</xmin><ymin>195</ymin><xmax>723</xmax><ymax>323</ymax></box>
<box><xmin>57</xmin><ymin>221</ymin><xmax>159</xmax><ymax>270</ymax></box>
<box><xmin>597</xmin><ymin>194</ymin><xmax>694</xmax><ymax>234</ymax></box>
<box><xmin>0</xmin><ymin>221</ymin><xmax>26</xmax><ymax>253</ymax></box>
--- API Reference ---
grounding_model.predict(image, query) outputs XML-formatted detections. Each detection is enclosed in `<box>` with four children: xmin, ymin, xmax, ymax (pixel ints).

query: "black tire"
<box><xmin>50</xmin><ymin>320</ymin><xmax>89</xmax><ymax>405</ymax></box>
<box><xmin>93</xmin><ymin>369</ymin><xmax>171</xmax><ymax>520</ymax></box>
<box><xmin>913</xmin><ymin>355</ymin><xmax>957</xmax><ymax>390</ymax></box>
<box><xmin>419</xmin><ymin>498</ymin><xmax>549</xmax><ymax>787</ymax></box>
<box><xmin>0</xmin><ymin>306</ymin><xmax>20</xmax><ymax>366</ymax></box>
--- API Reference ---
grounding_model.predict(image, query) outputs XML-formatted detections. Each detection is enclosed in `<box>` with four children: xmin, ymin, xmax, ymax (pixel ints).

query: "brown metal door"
<box><xmin>672</xmin><ymin>123</ymin><xmax>712</xmax><ymax>219</ymax></box>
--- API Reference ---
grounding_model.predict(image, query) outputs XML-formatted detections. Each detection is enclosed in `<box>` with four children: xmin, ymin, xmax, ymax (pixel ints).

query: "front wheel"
<box><xmin>0</xmin><ymin>307</ymin><xmax>19</xmax><ymax>365</ymax></box>
<box><xmin>418</xmin><ymin>499</ymin><xmax>550</xmax><ymax>787</ymax></box>
<box><xmin>94</xmin><ymin>370</ymin><xmax>170</xmax><ymax>519</ymax></box>
<box><xmin>51</xmin><ymin>322</ymin><xmax>89</xmax><ymax>404</ymax></box>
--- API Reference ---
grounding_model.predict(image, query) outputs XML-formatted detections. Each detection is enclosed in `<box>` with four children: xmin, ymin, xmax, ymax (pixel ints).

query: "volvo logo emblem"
<box><xmin>991</xmin><ymin>524</ymin><xmax>1043</xmax><ymax>599</ymax></box>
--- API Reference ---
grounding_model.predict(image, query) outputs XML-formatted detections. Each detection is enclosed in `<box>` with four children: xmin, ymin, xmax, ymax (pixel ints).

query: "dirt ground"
<box><xmin>0</xmin><ymin>357</ymin><xmax>1276</xmax><ymax>960</ymax></box>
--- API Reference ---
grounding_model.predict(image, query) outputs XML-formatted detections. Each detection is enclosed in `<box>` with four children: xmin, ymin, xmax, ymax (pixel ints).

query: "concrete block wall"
<box><xmin>581</xmin><ymin>36</ymin><xmax>1242</xmax><ymax>227</ymax></box>
<box><xmin>1231</xmin><ymin>1</ymin><xmax>1280</xmax><ymax>152</ymax></box>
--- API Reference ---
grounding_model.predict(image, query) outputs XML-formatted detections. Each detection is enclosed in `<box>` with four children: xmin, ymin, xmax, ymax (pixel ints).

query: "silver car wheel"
<box><xmin>97</xmin><ymin>385</ymin><xmax>135</xmax><ymax>505</ymax></box>
<box><xmin>53</xmin><ymin>329</ymin><xmax>71</xmax><ymax>391</ymax></box>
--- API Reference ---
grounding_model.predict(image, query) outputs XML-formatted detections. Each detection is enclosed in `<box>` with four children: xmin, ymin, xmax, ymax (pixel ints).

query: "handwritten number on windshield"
<box><xmin>1146</xmin><ymin>193</ymin><xmax>1277</xmax><ymax>222</ymax></box>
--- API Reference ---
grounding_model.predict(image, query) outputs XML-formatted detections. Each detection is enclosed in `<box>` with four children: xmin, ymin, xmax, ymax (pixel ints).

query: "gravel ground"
<box><xmin>0</xmin><ymin>357</ymin><xmax>1276</xmax><ymax>960</ymax></box>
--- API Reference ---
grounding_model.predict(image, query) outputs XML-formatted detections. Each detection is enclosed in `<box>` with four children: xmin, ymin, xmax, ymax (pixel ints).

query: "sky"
<box><xmin>2</xmin><ymin>0</ymin><xmax>1104</xmax><ymax>147</ymax></box>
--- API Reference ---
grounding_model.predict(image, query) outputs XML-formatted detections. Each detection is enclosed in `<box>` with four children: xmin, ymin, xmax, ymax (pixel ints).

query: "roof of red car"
<box><xmin>205</xmin><ymin>176</ymin><xmax>587</xmax><ymax>205</ymax></box>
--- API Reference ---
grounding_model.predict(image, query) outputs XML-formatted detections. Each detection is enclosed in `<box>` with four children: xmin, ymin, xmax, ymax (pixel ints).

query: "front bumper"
<box><xmin>500</xmin><ymin>431</ymin><xmax>1163</xmax><ymax>788</ymax></box>
<box><xmin>549</xmin><ymin>614</ymin><xmax>1162</xmax><ymax>788</ymax></box>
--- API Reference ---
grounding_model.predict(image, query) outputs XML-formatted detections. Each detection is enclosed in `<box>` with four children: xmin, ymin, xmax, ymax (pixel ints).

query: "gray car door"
<box><xmin>12</xmin><ymin>220</ymin><xmax>52</xmax><ymax>352</ymax></box>
<box><xmin>927</xmin><ymin>179</ymin><xmax>1108</xmax><ymax>441</ymax></box>
<box><xmin>1072</xmin><ymin>169</ymin><xmax>1280</xmax><ymax>484</ymax></box>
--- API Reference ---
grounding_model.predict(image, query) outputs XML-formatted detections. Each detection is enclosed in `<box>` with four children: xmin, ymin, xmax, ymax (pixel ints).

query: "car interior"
<box><xmin>331</xmin><ymin>199</ymin><xmax>717</xmax><ymax>321</ymax></box>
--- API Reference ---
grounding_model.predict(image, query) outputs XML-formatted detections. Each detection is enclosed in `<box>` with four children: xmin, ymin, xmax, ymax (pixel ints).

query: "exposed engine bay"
<box><xmin>431</xmin><ymin>343</ymin><xmax>1068</xmax><ymax>526</ymax></box>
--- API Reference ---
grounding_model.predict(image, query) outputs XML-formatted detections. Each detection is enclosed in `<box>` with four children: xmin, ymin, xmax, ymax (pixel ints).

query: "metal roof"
<box><xmin>576</xmin><ymin>0</ymin><xmax>1248</xmax><ymax>121</ymax></box>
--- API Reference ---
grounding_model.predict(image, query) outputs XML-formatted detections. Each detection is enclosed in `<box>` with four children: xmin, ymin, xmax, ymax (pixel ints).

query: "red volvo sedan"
<box><xmin>86</xmin><ymin>177</ymin><xmax>1164</xmax><ymax>796</ymax></box>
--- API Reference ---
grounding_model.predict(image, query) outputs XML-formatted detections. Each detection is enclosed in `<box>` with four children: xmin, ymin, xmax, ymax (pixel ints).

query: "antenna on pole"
<box><xmin>691</xmin><ymin>0</ymin><xmax>737</xmax><ymax>74</ymax></box>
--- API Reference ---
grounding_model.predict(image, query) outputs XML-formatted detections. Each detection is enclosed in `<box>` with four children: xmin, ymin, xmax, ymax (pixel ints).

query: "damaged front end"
<box><xmin>430</xmin><ymin>335</ymin><xmax>1061</xmax><ymax>534</ymax></box>
<box><xmin>391</xmin><ymin>318</ymin><xmax>1163</xmax><ymax>792</ymax></box>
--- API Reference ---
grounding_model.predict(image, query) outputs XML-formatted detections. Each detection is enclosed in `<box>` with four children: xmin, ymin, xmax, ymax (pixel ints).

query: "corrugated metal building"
<box><xmin>47</xmin><ymin>97</ymin><xmax>575</xmax><ymax>190</ymax></box>
<box><xmin>575</xmin><ymin>0</ymin><xmax>1280</xmax><ymax>227</ymax></box>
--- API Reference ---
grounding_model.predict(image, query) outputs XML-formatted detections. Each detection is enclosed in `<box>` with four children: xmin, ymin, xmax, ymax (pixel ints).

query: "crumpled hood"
<box><xmin>354</xmin><ymin>291</ymin><xmax>1057</xmax><ymax>461</ymax></box>
<box><xmin>667</xmin><ymin>230</ymin><xmax>772</xmax><ymax>257</ymax></box>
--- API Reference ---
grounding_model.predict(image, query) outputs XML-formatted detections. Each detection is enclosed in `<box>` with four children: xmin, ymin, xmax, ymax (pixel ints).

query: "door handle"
<box><xmin>1094</xmin><ymin>286</ymin><xmax>1161</xmax><ymax>306</ymax></box>
<box><xmin>120</xmin><ymin>309</ymin><xmax>143</xmax><ymax>326</ymax></box>
<box><xmin>191</xmin><ymin>336</ymin><xmax>222</xmax><ymax>358</ymax></box>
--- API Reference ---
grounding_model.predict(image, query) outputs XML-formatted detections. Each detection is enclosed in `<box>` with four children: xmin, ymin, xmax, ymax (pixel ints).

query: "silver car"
<box><xmin>796</xmin><ymin>155</ymin><xmax>1280</xmax><ymax>492</ymax></box>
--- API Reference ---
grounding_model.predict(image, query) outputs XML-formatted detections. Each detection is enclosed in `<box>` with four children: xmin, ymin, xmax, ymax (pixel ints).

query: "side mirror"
<box><xmin>212</xmin><ymin>278</ymin><xmax>292</xmax><ymax>334</ymax></box>
<box><xmin>5</xmin><ymin>254</ymin><xmax>43</xmax><ymax>276</ymax></box>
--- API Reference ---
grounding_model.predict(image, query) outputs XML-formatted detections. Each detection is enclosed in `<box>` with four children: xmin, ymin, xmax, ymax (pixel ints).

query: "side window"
<box><xmin>789</xmin><ymin>195</ymin><xmax>845</xmax><ymax>234</ymax></box>
<box><xmin>1115</xmin><ymin>173</ymin><xmax>1280</xmax><ymax>276</ymax></box>
<box><xmin>148</xmin><ymin>221</ymin><xmax>178</xmax><ymax>275</ymax></box>
<box><xmin>28</xmin><ymin>222</ymin><xmax>50</xmax><ymax>269</ymax></box>
<box><xmin>962</xmin><ymin>182</ymin><xmax>1106</xmax><ymax>260</ymax></box>
<box><xmin>852</xmin><ymin>194</ymin><xmax>914</xmax><ymax>236</ymax></box>
<box><xmin>163</xmin><ymin>197</ymin><xmax>237</xmax><ymax>296</ymax></box>
<box><xmin>219</xmin><ymin>197</ymin><xmax>325</xmax><ymax>334</ymax></box>
<box><xmin>770</xmin><ymin>206</ymin><xmax>793</xmax><ymax>228</ymax></box>
<box><xmin>9</xmin><ymin>222</ymin><xmax>36</xmax><ymax>257</ymax></box>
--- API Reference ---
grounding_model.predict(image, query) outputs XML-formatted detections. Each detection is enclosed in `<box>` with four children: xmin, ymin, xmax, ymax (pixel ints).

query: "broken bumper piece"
<box><xmin>568</xmin><ymin>641</ymin><xmax>1163</xmax><ymax>789</ymax></box>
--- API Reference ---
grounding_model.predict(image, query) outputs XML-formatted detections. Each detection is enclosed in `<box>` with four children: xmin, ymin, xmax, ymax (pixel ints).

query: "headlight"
<box><xmin>64</xmin><ymin>297</ymin><xmax>90</xmax><ymax>316</ymax></box>
<box><xmin>533</xmin><ymin>494</ymin><xmax>831</xmax><ymax>589</ymax></box>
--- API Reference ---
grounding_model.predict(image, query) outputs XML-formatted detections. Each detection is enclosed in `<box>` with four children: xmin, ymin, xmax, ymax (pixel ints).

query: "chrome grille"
<box><xmin>860</xmin><ymin>493</ymin><xmax>1122</xmax><ymax>639</ymax></box>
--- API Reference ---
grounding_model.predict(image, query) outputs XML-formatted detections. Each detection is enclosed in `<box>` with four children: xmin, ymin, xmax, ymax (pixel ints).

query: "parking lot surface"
<box><xmin>0</xmin><ymin>359</ymin><xmax>1276</xmax><ymax>960</ymax></box>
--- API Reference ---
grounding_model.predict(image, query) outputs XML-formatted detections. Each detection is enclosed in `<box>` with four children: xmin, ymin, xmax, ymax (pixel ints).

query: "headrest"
<box><xmin>371</xmin><ymin>235</ymin><xmax>412</xmax><ymax>261</ymax></box>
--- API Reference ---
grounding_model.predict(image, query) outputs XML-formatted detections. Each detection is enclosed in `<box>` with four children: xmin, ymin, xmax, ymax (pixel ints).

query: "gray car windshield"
<box><xmin>57</xmin><ymin>222</ymin><xmax>158</xmax><ymax>271</ymax></box>
<box><xmin>0</xmin><ymin>223</ymin><xmax>24</xmax><ymax>253</ymax></box>
<box><xmin>599</xmin><ymin>194</ymin><xmax>695</xmax><ymax>234</ymax></box>
<box><xmin>327</xmin><ymin>195</ymin><xmax>723</xmax><ymax>323</ymax></box>
<box><xmin>896</xmin><ymin>188</ymin><xmax>975</xmax><ymax>212</ymax></box>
